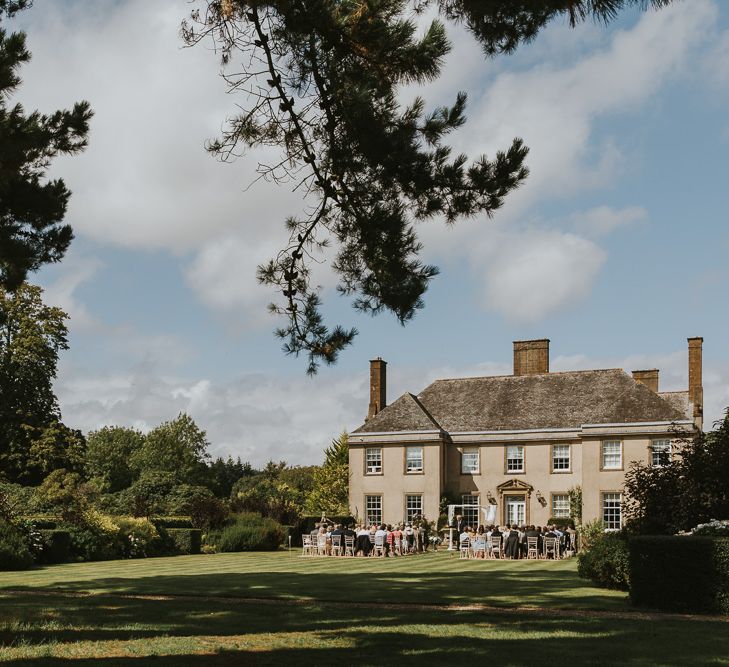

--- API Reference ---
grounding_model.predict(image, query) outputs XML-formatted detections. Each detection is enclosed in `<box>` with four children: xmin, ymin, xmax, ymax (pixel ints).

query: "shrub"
<box><xmin>577</xmin><ymin>531</ymin><xmax>630</xmax><ymax>591</ymax></box>
<box><xmin>26</xmin><ymin>516</ymin><xmax>58</xmax><ymax>530</ymax></box>
<box><xmin>578</xmin><ymin>518</ymin><xmax>605</xmax><ymax>552</ymax></box>
<box><xmin>37</xmin><ymin>529</ymin><xmax>72</xmax><ymax>564</ymax></box>
<box><xmin>0</xmin><ymin>521</ymin><xmax>34</xmax><ymax>570</ymax></box>
<box><xmin>67</xmin><ymin>525</ymin><xmax>119</xmax><ymax>561</ymax></box>
<box><xmin>629</xmin><ymin>536</ymin><xmax>729</xmax><ymax>614</ymax></box>
<box><xmin>209</xmin><ymin>512</ymin><xmax>285</xmax><ymax>552</ymax></box>
<box><xmin>166</xmin><ymin>528</ymin><xmax>202</xmax><ymax>555</ymax></box>
<box><xmin>115</xmin><ymin>517</ymin><xmax>161</xmax><ymax>558</ymax></box>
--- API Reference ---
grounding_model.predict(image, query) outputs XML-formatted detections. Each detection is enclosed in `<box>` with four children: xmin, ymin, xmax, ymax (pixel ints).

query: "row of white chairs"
<box><xmin>301</xmin><ymin>533</ymin><xmax>416</xmax><ymax>557</ymax></box>
<box><xmin>459</xmin><ymin>536</ymin><xmax>563</xmax><ymax>559</ymax></box>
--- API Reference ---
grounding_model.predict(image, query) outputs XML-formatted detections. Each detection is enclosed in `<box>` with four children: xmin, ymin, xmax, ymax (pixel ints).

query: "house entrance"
<box><xmin>505</xmin><ymin>495</ymin><xmax>526</xmax><ymax>525</ymax></box>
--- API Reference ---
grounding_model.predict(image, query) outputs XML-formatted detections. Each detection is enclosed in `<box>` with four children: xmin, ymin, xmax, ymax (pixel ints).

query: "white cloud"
<box><xmin>417</xmin><ymin>1</ymin><xmax>716</xmax><ymax>323</ymax></box>
<box><xmin>569</xmin><ymin>205</ymin><xmax>647</xmax><ymax>237</ymax></box>
<box><xmin>42</xmin><ymin>253</ymin><xmax>103</xmax><ymax>332</ymax></box>
<box><xmin>480</xmin><ymin>229</ymin><xmax>606</xmax><ymax>323</ymax></box>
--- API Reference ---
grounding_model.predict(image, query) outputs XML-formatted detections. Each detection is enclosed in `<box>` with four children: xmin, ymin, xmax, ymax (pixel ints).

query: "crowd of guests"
<box><xmin>453</xmin><ymin>518</ymin><xmax>576</xmax><ymax>558</ymax></box>
<box><xmin>307</xmin><ymin>521</ymin><xmax>430</xmax><ymax>557</ymax></box>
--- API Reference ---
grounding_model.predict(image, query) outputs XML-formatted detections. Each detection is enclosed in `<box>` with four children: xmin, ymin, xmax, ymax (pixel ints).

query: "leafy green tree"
<box><xmin>230</xmin><ymin>461</ymin><xmax>310</xmax><ymax>524</ymax></box>
<box><xmin>0</xmin><ymin>0</ymin><xmax>92</xmax><ymax>290</ymax></box>
<box><xmin>0</xmin><ymin>283</ymin><xmax>81</xmax><ymax>483</ymax></box>
<box><xmin>123</xmin><ymin>470</ymin><xmax>177</xmax><ymax>518</ymax></box>
<box><xmin>184</xmin><ymin>0</ymin><xmax>673</xmax><ymax>372</ymax></box>
<box><xmin>624</xmin><ymin>411</ymin><xmax>729</xmax><ymax>535</ymax></box>
<box><xmin>129</xmin><ymin>413</ymin><xmax>210</xmax><ymax>485</ymax></box>
<box><xmin>305</xmin><ymin>432</ymin><xmax>349</xmax><ymax>515</ymax></box>
<box><xmin>35</xmin><ymin>468</ymin><xmax>95</xmax><ymax>524</ymax></box>
<box><xmin>86</xmin><ymin>426</ymin><xmax>145</xmax><ymax>493</ymax></box>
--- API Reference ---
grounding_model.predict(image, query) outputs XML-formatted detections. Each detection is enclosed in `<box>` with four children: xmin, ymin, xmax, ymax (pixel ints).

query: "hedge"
<box><xmin>547</xmin><ymin>517</ymin><xmax>576</xmax><ymax>529</ymax></box>
<box><xmin>577</xmin><ymin>532</ymin><xmax>630</xmax><ymax>590</ymax></box>
<box><xmin>38</xmin><ymin>529</ymin><xmax>72</xmax><ymax>564</ymax></box>
<box><xmin>166</xmin><ymin>528</ymin><xmax>201</xmax><ymax>555</ymax></box>
<box><xmin>209</xmin><ymin>513</ymin><xmax>285</xmax><ymax>552</ymax></box>
<box><xmin>150</xmin><ymin>516</ymin><xmax>193</xmax><ymax>529</ymax></box>
<box><xmin>0</xmin><ymin>521</ymin><xmax>34</xmax><ymax>570</ymax></box>
<box><xmin>629</xmin><ymin>536</ymin><xmax>729</xmax><ymax>614</ymax></box>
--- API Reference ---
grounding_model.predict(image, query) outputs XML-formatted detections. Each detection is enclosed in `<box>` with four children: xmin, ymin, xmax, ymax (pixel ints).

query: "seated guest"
<box><xmin>374</xmin><ymin>524</ymin><xmax>388</xmax><ymax>555</ymax></box>
<box><xmin>330</xmin><ymin>524</ymin><xmax>345</xmax><ymax>555</ymax></box>
<box><xmin>472</xmin><ymin>525</ymin><xmax>486</xmax><ymax>558</ymax></box>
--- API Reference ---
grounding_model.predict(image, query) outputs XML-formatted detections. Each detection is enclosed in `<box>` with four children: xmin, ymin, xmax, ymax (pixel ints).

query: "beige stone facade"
<box><xmin>349</xmin><ymin>338</ymin><xmax>703</xmax><ymax>528</ymax></box>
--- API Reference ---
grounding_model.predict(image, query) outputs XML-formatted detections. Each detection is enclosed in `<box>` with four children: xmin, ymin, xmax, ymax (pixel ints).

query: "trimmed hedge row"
<box><xmin>629</xmin><ymin>536</ymin><xmax>729</xmax><ymax>614</ymax></box>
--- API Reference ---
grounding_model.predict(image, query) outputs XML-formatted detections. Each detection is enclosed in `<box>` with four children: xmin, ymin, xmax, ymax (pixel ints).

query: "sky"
<box><xmin>9</xmin><ymin>0</ymin><xmax>729</xmax><ymax>465</ymax></box>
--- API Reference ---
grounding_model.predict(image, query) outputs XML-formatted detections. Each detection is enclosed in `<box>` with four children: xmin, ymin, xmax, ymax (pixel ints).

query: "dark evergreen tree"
<box><xmin>184</xmin><ymin>0</ymin><xmax>673</xmax><ymax>372</ymax></box>
<box><xmin>206</xmin><ymin>455</ymin><xmax>253</xmax><ymax>498</ymax></box>
<box><xmin>0</xmin><ymin>0</ymin><xmax>92</xmax><ymax>291</ymax></box>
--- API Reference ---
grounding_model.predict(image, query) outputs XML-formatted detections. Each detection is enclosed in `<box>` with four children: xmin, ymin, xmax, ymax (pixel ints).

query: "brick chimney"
<box><xmin>366</xmin><ymin>358</ymin><xmax>387</xmax><ymax>421</ymax></box>
<box><xmin>688</xmin><ymin>337</ymin><xmax>703</xmax><ymax>425</ymax></box>
<box><xmin>632</xmin><ymin>369</ymin><xmax>659</xmax><ymax>393</ymax></box>
<box><xmin>513</xmin><ymin>339</ymin><xmax>550</xmax><ymax>376</ymax></box>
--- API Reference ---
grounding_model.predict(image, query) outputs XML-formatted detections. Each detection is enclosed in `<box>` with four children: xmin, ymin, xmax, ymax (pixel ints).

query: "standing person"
<box><xmin>451</xmin><ymin>513</ymin><xmax>465</xmax><ymax>548</ymax></box>
<box><xmin>404</xmin><ymin>523</ymin><xmax>415</xmax><ymax>554</ymax></box>
<box><xmin>504</xmin><ymin>524</ymin><xmax>521</xmax><ymax>559</ymax></box>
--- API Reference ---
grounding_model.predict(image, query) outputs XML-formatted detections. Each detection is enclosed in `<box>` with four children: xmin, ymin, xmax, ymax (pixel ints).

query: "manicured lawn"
<box><xmin>0</xmin><ymin>550</ymin><xmax>626</xmax><ymax>609</ymax></box>
<box><xmin>0</xmin><ymin>553</ymin><xmax>727</xmax><ymax>665</ymax></box>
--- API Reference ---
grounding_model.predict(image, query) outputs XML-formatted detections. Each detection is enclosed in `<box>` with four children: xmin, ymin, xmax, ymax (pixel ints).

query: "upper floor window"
<box><xmin>405</xmin><ymin>446</ymin><xmax>423</xmax><ymax>473</ymax></box>
<box><xmin>506</xmin><ymin>445</ymin><xmax>524</xmax><ymax>473</ymax></box>
<box><xmin>602</xmin><ymin>441</ymin><xmax>622</xmax><ymax>470</ymax></box>
<box><xmin>365</xmin><ymin>447</ymin><xmax>382</xmax><ymax>474</ymax></box>
<box><xmin>651</xmin><ymin>439</ymin><xmax>671</xmax><ymax>467</ymax></box>
<box><xmin>461</xmin><ymin>447</ymin><xmax>479</xmax><ymax>474</ymax></box>
<box><xmin>552</xmin><ymin>444</ymin><xmax>571</xmax><ymax>472</ymax></box>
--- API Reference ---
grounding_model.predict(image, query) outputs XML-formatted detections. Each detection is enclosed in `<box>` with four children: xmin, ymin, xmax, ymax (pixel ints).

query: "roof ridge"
<box><xmin>658</xmin><ymin>390</ymin><xmax>688</xmax><ymax>394</ymax></box>
<box><xmin>429</xmin><ymin>368</ymin><xmax>625</xmax><ymax>383</ymax></box>
<box><xmin>408</xmin><ymin>393</ymin><xmax>442</xmax><ymax>430</ymax></box>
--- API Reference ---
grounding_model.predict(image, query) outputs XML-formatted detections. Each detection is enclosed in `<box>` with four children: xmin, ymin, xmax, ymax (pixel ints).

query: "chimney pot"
<box><xmin>366</xmin><ymin>358</ymin><xmax>387</xmax><ymax>421</ymax></box>
<box><xmin>632</xmin><ymin>369</ymin><xmax>659</xmax><ymax>393</ymax></box>
<box><xmin>513</xmin><ymin>339</ymin><xmax>550</xmax><ymax>376</ymax></box>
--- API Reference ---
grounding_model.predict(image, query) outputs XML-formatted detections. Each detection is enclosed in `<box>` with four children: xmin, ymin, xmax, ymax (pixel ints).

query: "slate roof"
<box><xmin>658</xmin><ymin>391</ymin><xmax>691</xmax><ymax>419</ymax></box>
<box><xmin>354</xmin><ymin>369</ymin><xmax>690</xmax><ymax>434</ymax></box>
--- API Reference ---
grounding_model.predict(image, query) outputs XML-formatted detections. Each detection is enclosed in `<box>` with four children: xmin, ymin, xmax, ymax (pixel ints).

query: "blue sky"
<box><xmin>11</xmin><ymin>1</ymin><xmax>729</xmax><ymax>464</ymax></box>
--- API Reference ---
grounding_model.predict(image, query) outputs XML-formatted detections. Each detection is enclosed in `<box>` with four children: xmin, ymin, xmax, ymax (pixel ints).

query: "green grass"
<box><xmin>0</xmin><ymin>550</ymin><xmax>625</xmax><ymax>609</ymax></box>
<box><xmin>0</xmin><ymin>552</ymin><xmax>726</xmax><ymax>665</ymax></box>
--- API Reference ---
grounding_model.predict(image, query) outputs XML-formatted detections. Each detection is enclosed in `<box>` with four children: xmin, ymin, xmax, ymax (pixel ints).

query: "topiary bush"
<box><xmin>629</xmin><ymin>536</ymin><xmax>729</xmax><ymax>614</ymax></box>
<box><xmin>577</xmin><ymin>531</ymin><xmax>630</xmax><ymax>591</ymax></box>
<box><xmin>0</xmin><ymin>520</ymin><xmax>34</xmax><ymax>570</ymax></box>
<box><xmin>209</xmin><ymin>512</ymin><xmax>285</xmax><ymax>552</ymax></box>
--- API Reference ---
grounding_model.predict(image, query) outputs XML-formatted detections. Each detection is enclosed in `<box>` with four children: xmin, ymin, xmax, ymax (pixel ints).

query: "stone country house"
<box><xmin>349</xmin><ymin>338</ymin><xmax>704</xmax><ymax>529</ymax></box>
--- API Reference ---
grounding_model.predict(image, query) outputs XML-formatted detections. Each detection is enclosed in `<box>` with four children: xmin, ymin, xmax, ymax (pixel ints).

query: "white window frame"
<box><xmin>405</xmin><ymin>446</ymin><xmax>423</xmax><ymax>473</ymax></box>
<box><xmin>601</xmin><ymin>440</ymin><xmax>622</xmax><ymax>470</ymax></box>
<box><xmin>551</xmin><ymin>493</ymin><xmax>570</xmax><ymax>518</ymax></box>
<box><xmin>461</xmin><ymin>494</ymin><xmax>479</xmax><ymax>528</ymax></box>
<box><xmin>405</xmin><ymin>494</ymin><xmax>423</xmax><ymax>522</ymax></box>
<box><xmin>651</xmin><ymin>439</ymin><xmax>671</xmax><ymax>467</ymax></box>
<box><xmin>461</xmin><ymin>447</ymin><xmax>479</xmax><ymax>474</ymax></box>
<box><xmin>506</xmin><ymin>445</ymin><xmax>524</xmax><ymax>473</ymax></box>
<box><xmin>365</xmin><ymin>495</ymin><xmax>382</xmax><ymax>525</ymax></box>
<box><xmin>365</xmin><ymin>447</ymin><xmax>382</xmax><ymax>474</ymax></box>
<box><xmin>552</xmin><ymin>444</ymin><xmax>571</xmax><ymax>472</ymax></box>
<box><xmin>602</xmin><ymin>492</ymin><xmax>622</xmax><ymax>530</ymax></box>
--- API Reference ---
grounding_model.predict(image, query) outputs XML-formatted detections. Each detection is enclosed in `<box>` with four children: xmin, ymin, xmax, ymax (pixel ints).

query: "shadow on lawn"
<box><xmin>2</xmin><ymin>593</ymin><xmax>728</xmax><ymax>667</ymax></box>
<box><xmin>6</xmin><ymin>566</ymin><xmax>625</xmax><ymax>609</ymax></box>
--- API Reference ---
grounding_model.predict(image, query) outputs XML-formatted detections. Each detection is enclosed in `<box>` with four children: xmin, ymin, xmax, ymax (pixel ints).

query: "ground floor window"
<box><xmin>365</xmin><ymin>495</ymin><xmax>382</xmax><ymax>525</ymax></box>
<box><xmin>602</xmin><ymin>492</ymin><xmax>622</xmax><ymax>530</ymax></box>
<box><xmin>552</xmin><ymin>493</ymin><xmax>570</xmax><ymax>518</ymax></box>
<box><xmin>462</xmin><ymin>494</ymin><xmax>479</xmax><ymax>528</ymax></box>
<box><xmin>405</xmin><ymin>494</ymin><xmax>423</xmax><ymax>522</ymax></box>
